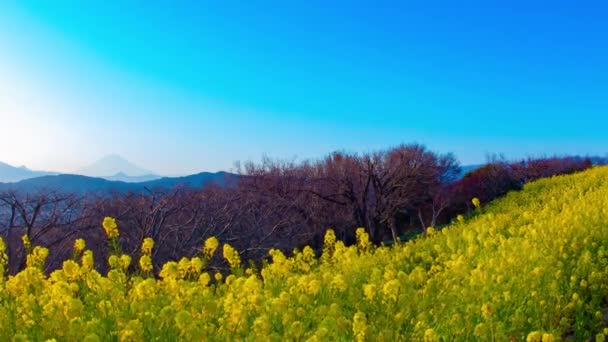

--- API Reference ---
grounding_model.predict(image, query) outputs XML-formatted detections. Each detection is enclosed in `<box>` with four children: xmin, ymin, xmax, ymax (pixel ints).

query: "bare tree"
<box><xmin>0</xmin><ymin>190</ymin><xmax>89</xmax><ymax>272</ymax></box>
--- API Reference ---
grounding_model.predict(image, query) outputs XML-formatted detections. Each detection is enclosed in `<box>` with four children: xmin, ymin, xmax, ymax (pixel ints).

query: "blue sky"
<box><xmin>0</xmin><ymin>1</ymin><xmax>606</xmax><ymax>175</ymax></box>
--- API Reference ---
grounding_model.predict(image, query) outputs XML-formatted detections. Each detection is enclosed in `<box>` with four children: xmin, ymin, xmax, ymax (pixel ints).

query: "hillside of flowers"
<box><xmin>1</xmin><ymin>166</ymin><xmax>608</xmax><ymax>341</ymax></box>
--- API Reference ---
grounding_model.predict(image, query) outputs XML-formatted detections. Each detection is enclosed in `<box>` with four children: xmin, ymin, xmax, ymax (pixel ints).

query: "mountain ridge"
<box><xmin>0</xmin><ymin>161</ymin><xmax>59</xmax><ymax>183</ymax></box>
<box><xmin>0</xmin><ymin>171</ymin><xmax>236</xmax><ymax>195</ymax></box>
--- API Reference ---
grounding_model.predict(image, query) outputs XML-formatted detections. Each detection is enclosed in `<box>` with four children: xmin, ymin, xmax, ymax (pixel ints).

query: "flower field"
<box><xmin>1</xmin><ymin>166</ymin><xmax>608</xmax><ymax>341</ymax></box>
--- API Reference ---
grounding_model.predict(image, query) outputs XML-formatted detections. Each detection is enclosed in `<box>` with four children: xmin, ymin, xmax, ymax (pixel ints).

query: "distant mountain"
<box><xmin>0</xmin><ymin>174</ymin><xmax>134</xmax><ymax>194</ymax></box>
<box><xmin>103</xmin><ymin>172</ymin><xmax>162</xmax><ymax>183</ymax></box>
<box><xmin>141</xmin><ymin>171</ymin><xmax>236</xmax><ymax>190</ymax></box>
<box><xmin>0</xmin><ymin>162</ymin><xmax>58</xmax><ymax>183</ymax></box>
<box><xmin>77</xmin><ymin>155</ymin><xmax>156</xmax><ymax>178</ymax></box>
<box><xmin>0</xmin><ymin>171</ymin><xmax>236</xmax><ymax>195</ymax></box>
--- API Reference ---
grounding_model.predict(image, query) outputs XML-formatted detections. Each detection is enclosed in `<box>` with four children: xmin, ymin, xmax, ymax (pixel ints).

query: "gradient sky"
<box><xmin>1</xmin><ymin>1</ymin><xmax>607</xmax><ymax>175</ymax></box>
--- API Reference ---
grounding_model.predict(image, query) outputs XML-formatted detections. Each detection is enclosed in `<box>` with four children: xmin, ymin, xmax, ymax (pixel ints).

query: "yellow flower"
<box><xmin>330</xmin><ymin>274</ymin><xmax>347</xmax><ymax>292</ymax></box>
<box><xmin>222</xmin><ymin>244</ymin><xmax>241</xmax><ymax>268</ymax></box>
<box><xmin>352</xmin><ymin>311</ymin><xmax>367</xmax><ymax>342</ymax></box>
<box><xmin>363</xmin><ymin>284</ymin><xmax>376</xmax><ymax>301</ymax></box>
<box><xmin>81</xmin><ymin>250</ymin><xmax>94</xmax><ymax>271</ymax></box>
<box><xmin>225</xmin><ymin>274</ymin><xmax>236</xmax><ymax>285</ymax></box>
<box><xmin>324</xmin><ymin>229</ymin><xmax>336</xmax><ymax>248</ymax></box>
<box><xmin>203</xmin><ymin>236</ymin><xmax>219</xmax><ymax>258</ymax></box>
<box><xmin>74</xmin><ymin>238</ymin><xmax>86</xmax><ymax>253</ymax></box>
<box><xmin>21</xmin><ymin>234</ymin><xmax>31</xmax><ymax>250</ymax></box>
<box><xmin>26</xmin><ymin>246</ymin><xmax>49</xmax><ymax>269</ymax></box>
<box><xmin>119</xmin><ymin>254</ymin><xmax>131</xmax><ymax>271</ymax></box>
<box><xmin>424</xmin><ymin>328</ymin><xmax>439</xmax><ymax>342</ymax></box>
<box><xmin>159</xmin><ymin>261</ymin><xmax>179</xmax><ymax>279</ymax></box>
<box><xmin>108</xmin><ymin>255</ymin><xmax>120</xmax><ymax>269</ymax></box>
<box><xmin>382</xmin><ymin>279</ymin><xmax>400</xmax><ymax>302</ymax></box>
<box><xmin>139</xmin><ymin>255</ymin><xmax>153</xmax><ymax>273</ymax></box>
<box><xmin>119</xmin><ymin>319</ymin><xmax>143</xmax><ymax>342</ymax></box>
<box><xmin>322</xmin><ymin>229</ymin><xmax>337</xmax><ymax>262</ymax></box>
<box><xmin>62</xmin><ymin>259</ymin><xmax>81</xmax><ymax>281</ymax></box>
<box><xmin>526</xmin><ymin>331</ymin><xmax>542</xmax><ymax>342</ymax></box>
<box><xmin>542</xmin><ymin>333</ymin><xmax>557</xmax><ymax>342</ymax></box>
<box><xmin>102</xmin><ymin>217</ymin><xmax>119</xmax><ymax>239</ymax></box>
<box><xmin>472</xmin><ymin>197</ymin><xmax>481</xmax><ymax>209</ymax></box>
<box><xmin>198</xmin><ymin>272</ymin><xmax>211</xmax><ymax>286</ymax></box>
<box><xmin>481</xmin><ymin>303</ymin><xmax>493</xmax><ymax>319</ymax></box>
<box><xmin>178</xmin><ymin>257</ymin><xmax>190</xmax><ymax>278</ymax></box>
<box><xmin>0</xmin><ymin>237</ymin><xmax>7</xmax><ymax>277</ymax></box>
<box><xmin>141</xmin><ymin>237</ymin><xmax>154</xmax><ymax>255</ymax></box>
<box><xmin>307</xmin><ymin>279</ymin><xmax>321</xmax><ymax>295</ymax></box>
<box><xmin>356</xmin><ymin>227</ymin><xmax>371</xmax><ymax>252</ymax></box>
<box><xmin>190</xmin><ymin>257</ymin><xmax>204</xmax><ymax>274</ymax></box>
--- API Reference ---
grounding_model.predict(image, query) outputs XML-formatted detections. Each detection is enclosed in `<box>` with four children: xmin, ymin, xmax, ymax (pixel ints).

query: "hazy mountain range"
<box><xmin>0</xmin><ymin>162</ymin><xmax>59</xmax><ymax>183</ymax></box>
<box><xmin>0</xmin><ymin>155</ymin><xmax>161</xmax><ymax>184</ymax></box>
<box><xmin>0</xmin><ymin>155</ymin><xmax>232</xmax><ymax>194</ymax></box>
<box><xmin>0</xmin><ymin>172</ymin><xmax>234</xmax><ymax>195</ymax></box>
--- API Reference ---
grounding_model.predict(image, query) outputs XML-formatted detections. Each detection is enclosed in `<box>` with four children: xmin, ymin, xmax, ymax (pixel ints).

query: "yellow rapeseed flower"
<box><xmin>190</xmin><ymin>257</ymin><xmax>204</xmax><ymax>274</ymax></box>
<box><xmin>424</xmin><ymin>328</ymin><xmax>439</xmax><ymax>342</ymax></box>
<box><xmin>141</xmin><ymin>237</ymin><xmax>154</xmax><ymax>255</ymax></box>
<box><xmin>159</xmin><ymin>261</ymin><xmax>179</xmax><ymax>279</ymax></box>
<box><xmin>81</xmin><ymin>250</ymin><xmax>94</xmax><ymax>271</ymax></box>
<box><xmin>74</xmin><ymin>238</ymin><xmax>86</xmax><ymax>253</ymax></box>
<box><xmin>62</xmin><ymin>259</ymin><xmax>80</xmax><ymax>281</ymax></box>
<box><xmin>355</xmin><ymin>227</ymin><xmax>371</xmax><ymax>252</ymax></box>
<box><xmin>198</xmin><ymin>272</ymin><xmax>211</xmax><ymax>286</ymax></box>
<box><xmin>363</xmin><ymin>284</ymin><xmax>376</xmax><ymax>301</ymax></box>
<box><xmin>102</xmin><ymin>217</ymin><xmax>119</xmax><ymax>239</ymax></box>
<box><xmin>203</xmin><ymin>236</ymin><xmax>219</xmax><ymax>258</ymax></box>
<box><xmin>108</xmin><ymin>255</ymin><xmax>120</xmax><ymax>269</ymax></box>
<box><xmin>119</xmin><ymin>254</ymin><xmax>131</xmax><ymax>271</ymax></box>
<box><xmin>222</xmin><ymin>244</ymin><xmax>241</xmax><ymax>268</ymax></box>
<box><xmin>526</xmin><ymin>331</ymin><xmax>542</xmax><ymax>342</ymax></box>
<box><xmin>178</xmin><ymin>257</ymin><xmax>190</xmax><ymax>278</ymax></box>
<box><xmin>481</xmin><ymin>303</ymin><xmax>493</xmax><ymax>319</ymax></box>
<box><xmin>26</xmin><ymin>246</ymin><xmax>49</xmax><ymax>269</ymax></box>
<box><xmin>21</xmin><ymin>234</ymin><xmax>31</xmax><ymax>250</ymax></box>
<box><xmin>139</xmin><ymin>255</ymin><xmax>153</xmax><ymax>273</ymax></box>
<box><xmin>352</xmin><ymin>311</ymin><xmax>367</xmax><ymax>342</ymax></box>
<box><xmin>324</xmin><ymin>229</ymin><xmax>336</xmax><ymax>248</ymax></box>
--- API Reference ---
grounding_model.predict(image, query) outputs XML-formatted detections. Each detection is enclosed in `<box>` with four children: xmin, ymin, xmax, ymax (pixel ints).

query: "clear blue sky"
<box><xmin>1</xmin><ymin>1</ymin><xmax>606</xmax><ymax>175</ymax></box>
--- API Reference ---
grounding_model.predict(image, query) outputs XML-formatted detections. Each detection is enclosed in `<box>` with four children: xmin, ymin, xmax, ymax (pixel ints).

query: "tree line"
<box><xmin>0</xmin><ymin>143</ymin><xmax>594</xmax><ymax>274</ymax></box>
